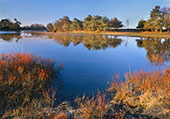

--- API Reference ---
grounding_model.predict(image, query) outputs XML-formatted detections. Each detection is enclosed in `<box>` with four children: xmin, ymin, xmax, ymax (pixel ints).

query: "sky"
<box><xmin>0</xmin><ymin>0</ymin><xmax>170</xmax><ymax>28</ymax></box>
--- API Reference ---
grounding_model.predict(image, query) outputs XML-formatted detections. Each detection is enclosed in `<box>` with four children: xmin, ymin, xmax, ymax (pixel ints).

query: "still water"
<box><xmin>0</xmin><ymin>31</ymin><xmax>169</xmax><ymax>101</ymax></box>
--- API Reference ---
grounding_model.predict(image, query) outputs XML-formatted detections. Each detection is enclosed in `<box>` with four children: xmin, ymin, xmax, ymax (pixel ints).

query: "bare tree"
<box><xmin>126</xmin><ymin>19</ymin><xmax>129</xmax><ymax>29</ymax></box>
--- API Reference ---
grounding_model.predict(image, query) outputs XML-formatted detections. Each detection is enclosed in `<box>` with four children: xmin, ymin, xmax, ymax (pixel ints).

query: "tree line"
<box><xmin>1</xmin><ymin>6</ymin><xmax>169</xmax><ymax>32</ymax></box>
<box><xmin>0</xmin><ymin>19</ymin><xmax>46</xmax><ymax>31</ymax></box>
<box><xmin>22</xmin><ymin>24</ymin><xmax>46</xmax><ymax>30</ymax></box>
<box><xmin>137</xmin><ymin>6</ymin><xmax>170</xmax><ymax>32</ymax></box>
<box><xmin>46</xmin><ymin>15</ymin><xmax>123</xmax><ymax>32</ymax></box>
<box><xmin>0</xmin><ymin>19</ymin><xmax>21</xmax><ymax>30</ymax></box>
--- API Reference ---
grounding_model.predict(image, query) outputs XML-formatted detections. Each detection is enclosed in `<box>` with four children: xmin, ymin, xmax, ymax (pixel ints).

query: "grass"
<box><xmin>0</xmin><ymin>52</ymin><xmax>62</xmax><ymax>118</ymax></box>
<box><xmin>74</xmin><ymin>92</ymin><xmax>109</xmax><ymax>119</ymax></box>
<box><xmin>32</xmin><ymin>31</ymin><xmax>170</xmax><ymax>38</ymax></box>
<box><xmin>108</xmin><ymin>67</ymin><xmax>170</xmax><ymax>118</ymax></box>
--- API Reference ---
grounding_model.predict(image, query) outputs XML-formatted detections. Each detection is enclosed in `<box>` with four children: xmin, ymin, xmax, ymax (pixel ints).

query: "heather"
<box><xmin>108</xmin><ymin>67</ymin><xmax>170</xmax><ymax>118</ymax></box>
<box><xmin>0</xmin><ymin>53</ymin><xmax>62</xmax><ymax>118</ymax></box>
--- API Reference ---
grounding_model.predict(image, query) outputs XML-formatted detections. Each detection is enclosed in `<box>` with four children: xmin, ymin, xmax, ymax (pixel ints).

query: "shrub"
<box><xmin>108</xmin><ymin>67</ymin><xmax>170</xmax><ymax>118</ymax></box>
<box><xmin>0</xmin><ymin>52</ymin><xmax>62</xmax><ymax>118</ymax></box>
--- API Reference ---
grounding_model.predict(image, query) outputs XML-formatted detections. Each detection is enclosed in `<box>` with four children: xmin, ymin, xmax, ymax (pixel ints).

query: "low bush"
<box><xmin>108</xmin><ymin>67</ymin><xmax>170</xmax><ymax>118</ymax></box>
<box><xmin>0</xmin><ymin>52</ymin><xmax>62</xmax><ymax>118</ymax></box>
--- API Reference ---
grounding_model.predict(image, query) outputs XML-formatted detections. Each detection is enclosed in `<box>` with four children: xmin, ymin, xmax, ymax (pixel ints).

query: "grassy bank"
<box><xmin>31</xmin><ymin>31</ymin><xmax>170</xmax><ymax>38</ymax></box>
<box><xmin>108</xmin><ymin>67</ymin><xmax>170</xmax><ymax>118</ymax></box>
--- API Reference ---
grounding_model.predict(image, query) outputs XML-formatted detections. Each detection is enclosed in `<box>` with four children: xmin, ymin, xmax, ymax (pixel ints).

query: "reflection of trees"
<box><xmin>1</xmin><ymin>33</ymin><xmax>123</xmax><ymax>50</ymax></box>
<box><xmin>83</xmin><ymin>35</ymin><xmax>122</xmax><ymax>50</ymax></box>
<box><xmin>0</xmin><ymin>33</ymin><xmax>21</xmax><ymax>42</ymax></box>
<box><xmin>38</xmin><ymin>34</ymin><xmax>123</xmax><ymax>50</ymax></box>
<box><xmin>136</xmin><ymin>38</ymin><xmax>170</xmax><ymax>65</ymax></box>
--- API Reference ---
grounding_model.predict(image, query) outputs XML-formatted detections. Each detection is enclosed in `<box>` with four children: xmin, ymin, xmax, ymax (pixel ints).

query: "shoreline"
<box><xmin>31</xmin><ymin>31</ymin><xmax>170</xmax><ymax>38</ymax></box>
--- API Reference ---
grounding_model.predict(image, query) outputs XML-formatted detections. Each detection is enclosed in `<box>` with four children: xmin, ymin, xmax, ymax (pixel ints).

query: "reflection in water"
<box><xmin>31</xmin><ymin>33</ymin><xmax>123</xmax><ymax>50</ymax></box>
<box><xmin>136</xmin><ymin>38</ymin><xmax>170</xmax><ymax>65</ymax></box>
<box><xmin>1</xmin><ymin>32</ymin><xmax>169</xmax><ymax>66</ymax></box>
<box><xmin>0</xmin><ymin>33</ymin><xmax>123</xmax><ymax>50</ymax></box>
<box><xmin>0</xmin><ymin>33</ymin><xmax>22</xmax><ymax>42</ymax></box>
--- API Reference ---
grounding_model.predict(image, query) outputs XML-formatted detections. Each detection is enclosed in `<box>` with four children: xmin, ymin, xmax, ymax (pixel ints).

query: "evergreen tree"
<box><xmin>109</xmin><ymin>17</ymin><xmax>123</xmax><ymax>29</ymax></box>
<box><xmin>46</xmin><ymin>23</ymin><xmax>53</xmax><ymax>32</ymax></box>
<box><xmin>137</xmin><ymin>19</ymin><xmax>146</xmax><ymax>29</ymax></box>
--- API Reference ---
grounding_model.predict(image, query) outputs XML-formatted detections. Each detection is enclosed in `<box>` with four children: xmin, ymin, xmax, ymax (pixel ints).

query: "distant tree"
<box><xmin>46</xmin><ymin>23</ymin><xmax>53</xmax><ymax>32</ymax></box>
<box><xmin>70</xmin><ymin>18</ymin><xmax>83</xmax><ymax>30</ymax></box>
<box><xmin>144</xmin><ymin>6</ymin><xmax>163</xmax><ymax>32</ymax></box>
<box><xmin>92</xmin><ymin>15</ymin><xmax>102</xmax><ymax>31</ymax></box>
<box><xmin>161</xmin><ymin>7</ymin><xmax>170</xmax><ymax>32</ymax></box>
<box><xmin>0</xmin><ymin>18</ymin><xmax>21</xmax><ymax>30</ymax></box>
<box><xmin>61</xmin><ymin>16</ymin><xmax>72</xmax><ymax>31</ymax></box>
<box><xmin>151</xmin><ymin>6</ymin><xmax>163</xmax><ymax>32</ymax></box>
<box><xmin>83</xmin><ymin>15</ymin><xmax>93</xmax><ymax>31</ymax></box>
<box><xmin>30</xmin><ymin>24</ymin><xmax>46</xmax><ymax>30</ymax></box>
<box><xmin>53</xmin><ymin>16</ymin><xmax>72</xmax><ymax>32</ymax></box>
<box><xmin>0</xmin><ymin>19</ymin><xmax>10</xmax><ymax>30</ymax></box>
<box><xmin>144</xmin><ymin>19</ymin><xmax>154</xmax><ymax>31</ymax></box>
<box><xmin>47</xmin><ymin>15</ymin><xmax>123</xmax><ymax>32</ymax></box>
<box><xmin>126</xmin><ymin>19</ymin><xmax>129</xmax><ymax>29</ymax></box>
<box><xmin>98</xmin><ymin>16</ymin><xmax>109</xmax><ymax>31</ymax></box>
<box><xmin>14</xmin><ymin>18</ymin><xmax>22</xmax><ymax>29</ymax></box>
<box><xmin>109</xmin><ymin>18</ymin><xmax>123</xmax><ymax>29</ymax></box>
<box><xmin>150</xmin><ymin>6</ymin><xmax>162</xmax><ymax>20</ymax></box>
<box><xmin>136</xmin><ymin>19</ymin><xmax>146</xmax><ymax>28</ymax></box>
<box><xmin>83</xmin><ymin>15</ymin><xmax>109</xmax><ymax>31</ymax></box>
<box><xmin>53</xmin><ymin>20</ymin><xmax>62</xmax><ymax>32</ymax></box>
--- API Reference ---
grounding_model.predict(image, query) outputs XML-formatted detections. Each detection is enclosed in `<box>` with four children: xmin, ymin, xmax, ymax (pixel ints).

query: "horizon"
<box><xmin>0</xmin><ymin>0</ymin><xmax>170</xmax><ymax>28</ymax></box>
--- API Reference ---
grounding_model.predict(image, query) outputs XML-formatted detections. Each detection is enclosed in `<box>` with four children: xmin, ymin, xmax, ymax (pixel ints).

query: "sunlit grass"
<box><xmin>0</xmin><ymin>52</ymin><xmax>62</xmax><ymax>118</ymax></box>
<box><xmin>108</xmin><ymin>67</ymin><xmax>170</xmax><ymax>118</ymax></box>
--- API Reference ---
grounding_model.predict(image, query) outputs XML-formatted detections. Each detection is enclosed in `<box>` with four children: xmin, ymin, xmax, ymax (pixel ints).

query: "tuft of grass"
<box><xmin>74</xmin><ymin>92</ymin><xmax>109</xmax><ymax>119</ymax></box>
<box><xmin>0</xmin><ymin>52</ymin><xmax>62</xmax><ymax>118</ymax></box>
<box><xmin>108</xmin><ymin>67</ymin><xmax>170</xmax><ymax>118</ymax></box>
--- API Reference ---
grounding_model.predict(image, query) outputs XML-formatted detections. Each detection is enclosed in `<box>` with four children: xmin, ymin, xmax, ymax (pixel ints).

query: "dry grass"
<box><xmin>32</xmin><ymin>31</ymin><xmax>170</xmax><ymax>38</ymax></box>
<box><xmin>74</xmin><ymin>92</ymin><xmax>109</xmax><ymax>119</ymax></box>
<box><xmin>108</xmin><ymin>67</ymin><xmax>170</xmax><ymax>118</ymax></box>
<box><xmin>0</xmin><ymin>52</ymin><xmax>62</xmax><ymax>118</ymax></box>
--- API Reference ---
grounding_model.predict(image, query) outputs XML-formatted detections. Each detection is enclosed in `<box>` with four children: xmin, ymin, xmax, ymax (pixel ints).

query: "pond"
<box><xmin>0</xmin><ymin>31</ymin><xmax>169</xmax><ymax>102</ymax></box>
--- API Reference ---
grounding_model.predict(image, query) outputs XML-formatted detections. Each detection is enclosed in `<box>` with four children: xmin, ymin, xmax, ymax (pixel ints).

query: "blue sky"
<box><xmin>0</xmin><ymin>0</ymin><xmax>170</xmax><ymax>28</ymax></box>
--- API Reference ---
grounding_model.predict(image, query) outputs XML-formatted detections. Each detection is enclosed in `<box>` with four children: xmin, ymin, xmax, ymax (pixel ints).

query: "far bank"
<box><xmin>31</xmin><ymin>31</ymin><xmax>170</xmax><ymax>38</ymax></box>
